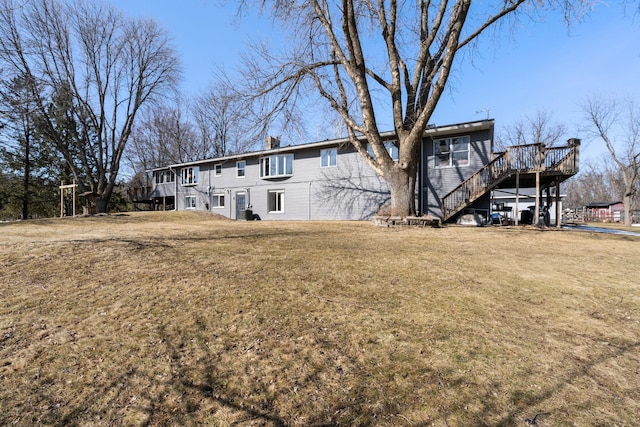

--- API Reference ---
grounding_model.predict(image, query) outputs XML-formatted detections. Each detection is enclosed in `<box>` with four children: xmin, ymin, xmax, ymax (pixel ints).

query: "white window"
<box><xmin>267</xmin><ymin>190</ymin><xmax>284</xmax><ymax>213</ymax></box>
<box><xmin>214</xmin><ymin>164</ymin><xmax>222</xmax><ymax>177</ymax></box>
<box><xmin>367</xmin><ymin>141</ymin><xmax>399</xmax><ymax>162</ymax></box>
<box><xmin>180</xmin><ymin>166</ymin><xmax>199</xmax><ymax>185</ymax></box>
<box><xmin>260</xmin><ymin>154</ymin><xmax>293</xmax><ymax>178</ymax></box>
<box><xmin>237</xmin><ymin>160</ymin><xmax>246</xmax><ymax>178</ymax></box>
<box><xmin>434</xmin><ymin>136</ymin><xmax>470</xmax><ymax>168</ymax></box>
<box><xmin>321</xmin><ymin>148</ymin><xmax>337</xmax><ymax>167</ymax></box>
<box><xmin>185</xmin><ymin>196</ymin><xmax>196</xmax><ymax>209</ymax></box>
<box><xmin>211</xmin><ymin>194</ymin><xmax>225</xmax><ymax>208</ymax></box>
<box><xmin>155</xmin><ymin>170</ymin><xmax>174</xmax><ymax>184</ymax></box>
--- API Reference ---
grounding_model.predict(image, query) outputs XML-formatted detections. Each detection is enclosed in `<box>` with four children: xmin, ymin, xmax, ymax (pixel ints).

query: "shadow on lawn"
<box><xmin>46</xmin><ymin>313</ymin><xmax>639</xmax><ymax>426</ymax></box>
<box><xmin>493</xmin><ymin>338</ymin><xmax>640</xmax><ymax>427</ymax></box>
<box><xmin>28</xmin><ymin>325</ymin><xmax>640</xmax><ymax>426</ymax></box>
<box><xmin>146</xmin><ymin>321</ymin><xmax>384</xmax><ymax>426</ymax></box>
<box><xmin>62</xmin><ymin>228</ymin><xmax>326</xmax><ymax>248</ymax></box>
<box><xmin>27</xmin><ymin>297</ymin><xmax>639</xmax><ymax>426</ymax></box>
<box><xmin>134</xmin><ymin>315</ymin><xmax>446</xmax><ymax>426</ymax></box>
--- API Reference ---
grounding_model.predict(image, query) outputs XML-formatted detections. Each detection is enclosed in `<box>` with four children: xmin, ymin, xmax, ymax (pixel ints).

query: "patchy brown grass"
<box><xmin>1</xmin><ymin>212</ymin><xmax>639</xmax><ymax>426</ymax></box>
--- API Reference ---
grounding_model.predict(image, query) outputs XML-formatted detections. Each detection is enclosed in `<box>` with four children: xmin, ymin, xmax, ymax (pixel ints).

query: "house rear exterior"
<box><xmin>150</xmin><ymin>120</ymin><xmax>495</xmax><ymax>221</ymax></box>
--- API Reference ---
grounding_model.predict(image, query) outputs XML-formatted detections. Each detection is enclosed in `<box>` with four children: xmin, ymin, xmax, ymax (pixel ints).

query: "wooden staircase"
<box><xmin>441</xmin><ymin>140</ymin><xmax>580</xmax><ymax>222</ymax></box>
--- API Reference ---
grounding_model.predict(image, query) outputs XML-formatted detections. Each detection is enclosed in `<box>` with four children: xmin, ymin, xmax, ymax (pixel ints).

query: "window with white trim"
<box><xmin>367</xmin><ymin>141</ymin><xmax>399</xmax><ymax>162</ymax></box>
<box><xmin>214</xmin><ymin>164</ymin><xmax>222</xmax><ymax>177</ymax></box>
<box><xmin>434</xmin><ymin>136</ymin><xmax>470</xmax><ymax>168</ymax></box>
<box><xmin>211</xmin><ymin>194</ymin><xmax>225</xmax><ymax>208</ymax></box>
<box><xmin>185</xmin><ymin>195</ymin><xmax>196</xmax><ymax>209</ymax></box>
<box><xmin>260</xmin><ymin>154</ymin><xmax>293</xmax><ymax>178</ymax></box>
<box><xmin>267</xmin><ymin>190</ymin><xmax>284</xmax><ymax>213</ymax></box>
<box><xmin>320</xmin><ymin>148</ymin><xmax>337</xmax><ymax>167</ymax></box>
<box><xmin>237</xmin><ymin>160</ymin><xmax>246</xmax><ymax>178</ymax></box>
<box><xmin>180</xmin><ymin>166</ymin><xmax>199</xmax><ymax>185</ymax></box>
<box><xmin>155</xmin><ymin>170</ymin><xmax>175</xmax><ymax>184</ymax></box>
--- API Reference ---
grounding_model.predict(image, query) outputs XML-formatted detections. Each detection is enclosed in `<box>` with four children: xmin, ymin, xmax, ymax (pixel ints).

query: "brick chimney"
<box><xmin>266</xmin><ymin>136</ymin><xmax>280</xmax><ymax>150</ymax></box>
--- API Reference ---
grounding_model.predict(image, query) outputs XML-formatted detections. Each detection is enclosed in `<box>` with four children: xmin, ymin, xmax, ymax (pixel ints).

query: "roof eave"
<box><xmin>151</xmin><ymin>119</ymin><xmax>495</xmax><ymax>171</ymax></box>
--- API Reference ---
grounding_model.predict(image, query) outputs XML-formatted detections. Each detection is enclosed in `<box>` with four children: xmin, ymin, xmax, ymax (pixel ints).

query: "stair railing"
<box><xmin>440</xmin><ymin>141</ymin><xmax>579</xmax><ymax>221</ymax></box>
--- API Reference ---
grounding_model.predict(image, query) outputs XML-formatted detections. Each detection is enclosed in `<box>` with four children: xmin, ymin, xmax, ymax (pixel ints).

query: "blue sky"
<box><xmin>111</xmin><ymin>1</ymin><xmax>639</xmax><ymax>161</ymax></box>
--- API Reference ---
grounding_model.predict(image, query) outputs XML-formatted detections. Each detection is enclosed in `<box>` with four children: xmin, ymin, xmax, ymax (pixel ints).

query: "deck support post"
<box><xmin>534</xmin><ymin>172</ymin><xmax>540</xmax><ymax>226</ymax></box>
<box><xmin>515</xmin><ymin>172</ymin><xmax>520</xmax><ymax>225</ymax></box>
<box><xmin>555</xmin><ymin>180</ymin><xmax>561</xmax><ymax>228</ymax></box>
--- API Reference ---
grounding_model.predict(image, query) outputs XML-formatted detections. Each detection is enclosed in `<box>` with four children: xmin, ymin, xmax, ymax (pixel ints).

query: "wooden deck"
<box><xmin>441</xmin><ymin>139</ymin><xmax>580</xmax><ymax>222</ymax></box>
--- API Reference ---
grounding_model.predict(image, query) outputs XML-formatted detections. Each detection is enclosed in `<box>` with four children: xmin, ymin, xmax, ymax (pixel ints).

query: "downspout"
<box><xmin>308</xmin><ymin>181</ymin><xmax>312</xmax><ymax>220</ymax></box>
<box><xmin>169</xmin><ymin>166</ymin><xmax>177</xmax><ymax>211</ymax></box>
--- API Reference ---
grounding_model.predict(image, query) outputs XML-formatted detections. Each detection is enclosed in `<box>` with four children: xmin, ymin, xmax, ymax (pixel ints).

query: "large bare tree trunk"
<box><xmin>388</xmin><ymin>168</ymin><xmax>416</xmax><ymax>217</ymax></box>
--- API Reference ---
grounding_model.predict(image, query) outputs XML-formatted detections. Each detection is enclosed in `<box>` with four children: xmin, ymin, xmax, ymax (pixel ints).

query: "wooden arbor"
<box><xmin>59</xmin><ymin>181</ymin><xmax>77</xmax><ymax>217</ymax></box>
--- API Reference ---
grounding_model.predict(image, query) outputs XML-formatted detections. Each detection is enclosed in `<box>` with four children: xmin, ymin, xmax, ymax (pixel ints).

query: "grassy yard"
<box><xmin>1</xmin><ymin>212</ymin><xmax>639</xmax><ymax>426</ymax></box>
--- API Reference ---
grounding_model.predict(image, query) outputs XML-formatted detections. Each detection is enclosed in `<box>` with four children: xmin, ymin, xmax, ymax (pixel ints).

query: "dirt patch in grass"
<box><xmin>1</xmin><ymin>212</ymin><xmax>639</xmax><ymax>426</ymax></box>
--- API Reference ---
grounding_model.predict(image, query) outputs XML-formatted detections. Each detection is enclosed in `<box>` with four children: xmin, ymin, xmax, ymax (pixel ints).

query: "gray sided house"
<box><xmin>148</xmin><ymin>119</ymin><xmax>582</xmax><ymax>224</ymax></box>
<box><xmin>149</xmin><ymin>120</ymin><xmax>495</xmax><ymax>221</ymax></box>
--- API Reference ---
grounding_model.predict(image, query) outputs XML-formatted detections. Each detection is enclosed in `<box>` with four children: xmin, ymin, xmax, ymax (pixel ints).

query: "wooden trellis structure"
<box><xmin>59</xmin><ymin>181</ymin><xmax>78</xmax><ymax>217</ymax></box>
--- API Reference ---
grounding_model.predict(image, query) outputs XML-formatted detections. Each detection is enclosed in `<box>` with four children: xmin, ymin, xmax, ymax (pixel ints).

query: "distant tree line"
<box><xmin>2</xmin><ymin>0</ymin><xmax>638</xmax><ymax>223</ymax></box>
<box><xmin>0</xmin><ymin>0</ymin><xmax>257</xmax><ymax>220</ymax></box>
<box><xmin>0</xmin><ymin>0</ymin><xmax>181</xmax><ymax>218</ymax></box>
<box><xmin>125</xmin><ymin>85</ymin><xmax>257</xmax><ymax>194</ymax></box>
<box><xmin>499</xmin><ymin>102</ymin><xmax>640</xmax><ymax>225</ymax></box>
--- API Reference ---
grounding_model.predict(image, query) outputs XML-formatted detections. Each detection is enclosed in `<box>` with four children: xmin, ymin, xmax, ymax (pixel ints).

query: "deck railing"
<box><xmin>441</xmin><ymin>140</ymin><xmax>580</xmax><ymax>221</ymax></box>
<box><xmin>544</xmin><ymin>144</ymin><xmax>579</xmax><ymax>174</ymax></box>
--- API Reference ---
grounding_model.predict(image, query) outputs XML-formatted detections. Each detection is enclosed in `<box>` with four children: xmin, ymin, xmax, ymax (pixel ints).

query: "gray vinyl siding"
<box><xmin>150</xmin><ymin>120</ymin><xmax>495</xmax><ymax>221</ymax></box>
<box><xmin>163</xmin><ymin>144</ymin><xmax>388</xmax><ymax>220</ymax></box>
<box><xmin>421</xmin><ymin>128</ymin><xmax>493</xmax><ymax>218</ymax></box>
<box><xmin>152</xmin><ymin>182</ymin><xmax>176</xmax><ymax>198</ymax></box>
<box><xmin>311</xmin><ymin>148</ymin><xmax>390</xmax><ymax>219</ymax></box>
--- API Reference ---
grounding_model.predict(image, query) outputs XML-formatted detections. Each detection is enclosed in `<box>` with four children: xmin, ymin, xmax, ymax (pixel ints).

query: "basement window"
<box><xmin>211</xmin><ymin>194</ymin><xmax>225</xmax><ymax>208</ymax></box>
<box><xmin>268</xmin><ymin>189</ymin><xmax>285</xmax><ymax>213</ymax></box>
<box><xmin>185</xmin><ymin>195</ymin><xmax>196</xmax><ymax>209</ymax></box>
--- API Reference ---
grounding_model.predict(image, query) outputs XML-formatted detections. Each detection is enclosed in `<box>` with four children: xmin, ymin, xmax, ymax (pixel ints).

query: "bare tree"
<box><xmin>235</xmin><ymin>0</ymin><xmax>591</xmax><ymax>216</ymax></box>
<box><xmin>497</xmin><ymin>110</ymin><xmax>567</xmax><ymax>151</ymax></box>
<box><xmin>0</xmin><ymin>0</ymin><xmax>180</xmax><ymax>212</ymax></box>
<box><xmin>563</xmin><ymin>158</ymin><xmax>627</xmax><ymax>208</ymax></box>
<box><xmin>191</xmin><ymin>83</ymin><xmax>256</xmax><ymax>158</ymax></box>
<box><xmin>582</xmin><ymin>96</ymin><xmax>640</xmax><ymax>225</ymax></box>
<box><xmin>126</xmin><ymin>87</ymin><xmax>260</xmax><ymax>188</ymax></box>
<box><xmin>126</xmin><ymin>102</ymin><xmax>198</xmax><ymax>181</ymax></box>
